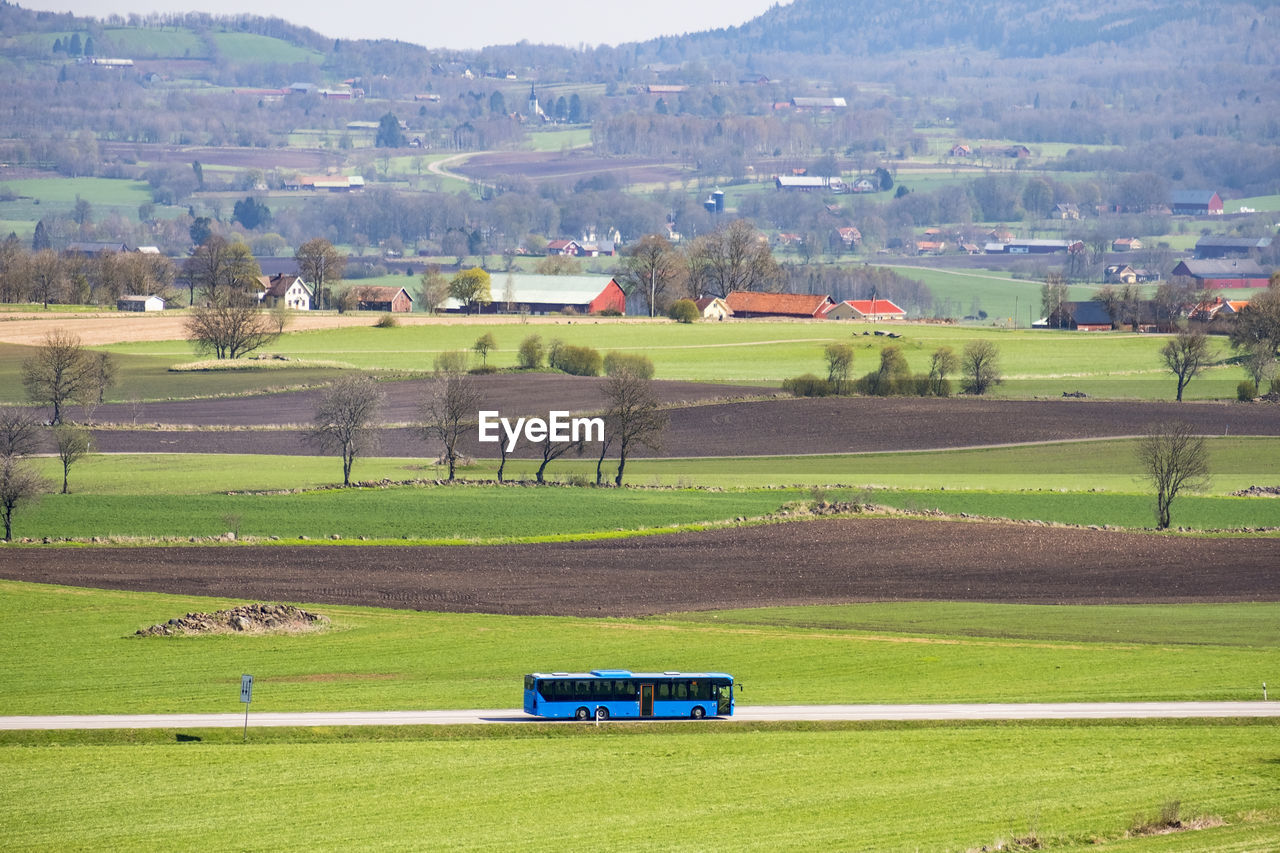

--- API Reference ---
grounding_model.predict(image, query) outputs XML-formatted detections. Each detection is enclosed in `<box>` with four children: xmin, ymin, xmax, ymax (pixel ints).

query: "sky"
<box><xmin>19</xmin><ymin>0</ymin><xmax>781</xmax><ymax>49</ymax></box>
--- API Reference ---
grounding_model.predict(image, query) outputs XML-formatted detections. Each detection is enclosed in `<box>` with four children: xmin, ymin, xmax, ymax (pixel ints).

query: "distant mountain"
<box><xmin>653</xmin><ymin>0</ymin><xmax>1278</xmax><ymax>59</ymax></box>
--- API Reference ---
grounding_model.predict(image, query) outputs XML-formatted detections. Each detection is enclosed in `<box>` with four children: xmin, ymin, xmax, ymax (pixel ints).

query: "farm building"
<box><xmin>545</xmin><ymin>240</ymin><xmax>584</xmax><ymax>256</ymax></box>
<box><xmin>1194</xmin><ymin>236</ymin><xmax>1271</xmax><ymax>259</ymax></box>
<box><xmin>441</xmin><ymin>274</ymin><xmax>626</xmax><ymax>315</ymax></box>
<box><xmin>775</xmin><ymin>176</ymin><xmax>845</xmax><ymax>192</ymax></box>
<box><xmin>1170</xmin><ymin>259</ymin><xmax>1271</xmax><ymax>289</ymax></box>
<box><xmin>65</xmin><ymin>241</ymin><xmax>131</xmax><ymax>256</ymax></box>
<box><xmin>822</xmin><ymin>298</ymin><xmax>907</xmax><ymax>321</ymax></box>
<box><xmin>1171</xmin><ymin>190</ymin><xmax>1223</xmax><ymax>216</ymax></box>
<box><xmin>724</xmin><ymin>291</ymin><xmax>835</xmax><ymax>319</ymax></box>
<box><xmin>1036</xmin><ymin>301</ymin><xmax>1114</xmax><ymax>331</ymax></box>
<box><xmin>256</xmin><ymin>274</ymin><xmax>312</xmax><ymax>310</ymax></box>
<box><xmin>990</xmin><ymin>239</ymin><xmax>1081</xmax><ymax>255</ymax></box>
<box><xmin>351</xmin><ymin>286</ymin><xmax>413</xmax><ymax>313</ymax></box>
<box><xmin>693</xmin><ymin>297</ymin><xmax>734</xmax><ymax>321</ymax></box>
<box><xmin>117</xmin><ymin>294</ymin><xmax>165</xmax><ymax>312</ymax></box>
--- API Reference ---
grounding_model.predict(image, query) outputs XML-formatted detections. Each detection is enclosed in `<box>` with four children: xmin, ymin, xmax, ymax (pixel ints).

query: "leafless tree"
<box><xmin>823</xmin><ymin>343</ymin><xmax>854</xmax><ymax>394</ymax></box>
<box><xmin>21</xmin><ymin>329</ymin><xmax>92</xmax><ymax>425</ymax></box>
<box><xmin>601</xmin><ymin>369</ymin><xmax>668</xmax><ymax>486</ymax></box>
<box><xmin>534</xmin><ymin>433</ymin><xmax>584</xmax><ymax>484</ymax></box>
<box><xmin>182</xmin><ymin>236</ymin><xmax>260</xmax><ymax>306</ymax></box>
<box><xmin>928</xmin><ymin>346</ymin><xmax>958</xmax><ymax>396</ymax></box>
<box><xmin>421</xmin><ymin>371</ymin><xmax>480</xmax><ymax>481</ymax></box>
<box><xmin>0</xmin><ymin>407</ymin><xmax>44</xmax><ymax>457</ymax></box>
<box><xmin>685</xmin><ymin>219</ymin><xmax>781</xmax><ymax>298</ymax></box>
<box><xmin>1</xmin><ymin>453</ymin><xmax>49</xmax><ymax>541</ymax></box>
<box><xmin>1136</xmin><ymin>421</ymin><xmax>1208</xmax><ymax>530</ymax></box>
<box><xmin>1160</xmin><ymin>329</ymin><xmax>1210</xmax><ymax>402</ymax></box>
<box><xmin>27</xmin><ymin>250</ymin><xmax>68</xmax><ymax>309</ymax></box>
<box><xmin>52</xmin><ymin>424</ymin><xmax>92</xmax><ymax>494</ymax></box>
<box><xmin>304</xmin><ymin>374</ymin><xmax>384</xmax><ymax>486</ymax></box>
<box><xmin>617</xmin><ymin>234</ymin><xmax>686</xmax><ymax>316</ymax></box>
<box><xmin>960</xmin><ymin>339</ymin><xmax>1003</xmax><ymax>395</ymax></box>
<box><xmin>295</xmin><ymin>238</ymin><xmax>345</xmax><ymax>311</ymax></box>
<box><xmin>184</xmin><ymin>295</ymin><xmax>283</xmax><ymax>360</ymax></box>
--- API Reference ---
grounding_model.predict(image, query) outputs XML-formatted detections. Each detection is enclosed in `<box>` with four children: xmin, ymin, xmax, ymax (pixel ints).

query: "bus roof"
<box><xmin>527</xmin><ymin>670</ymin><xmax>732</xmax><ymax>681</ymax></box>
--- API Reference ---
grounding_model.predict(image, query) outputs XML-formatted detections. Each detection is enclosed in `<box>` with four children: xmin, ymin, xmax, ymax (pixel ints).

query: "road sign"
<box><xmin>240</xmin><ymin>674</ymin><xmax>254</xmax><ymax>704</ymax></box>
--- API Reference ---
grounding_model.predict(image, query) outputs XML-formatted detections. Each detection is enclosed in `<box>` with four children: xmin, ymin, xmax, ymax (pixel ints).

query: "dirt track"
<box><xmin>1</xmin><ymin>520</ymin><xmax>1276</xmax><ymax>616</ymax></box>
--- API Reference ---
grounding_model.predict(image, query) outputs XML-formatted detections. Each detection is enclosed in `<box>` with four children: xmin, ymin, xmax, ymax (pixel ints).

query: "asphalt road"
<box><xmin>4</xmin><ymin>702</ymin><xmax>1277</xmax><ymax>730</ymax></box>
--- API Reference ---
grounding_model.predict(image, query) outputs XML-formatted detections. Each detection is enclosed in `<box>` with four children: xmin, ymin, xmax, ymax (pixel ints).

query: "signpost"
<box><xmin>240</xmin><ymin>674</ymin><xmax>253</xmax><ymax>741</ymax></box>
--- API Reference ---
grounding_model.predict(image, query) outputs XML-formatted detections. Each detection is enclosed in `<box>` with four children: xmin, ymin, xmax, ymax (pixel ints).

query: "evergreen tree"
<box><xmin>31</xmin><ymin>220</ymin><xmax>50</xmax><ymax>252</ymax></box>
<box><xmin>53</xmin><ymin>38</ymin><xmax>63</xmax><ymax>53</ymax></box>
<box><xmin>68</xmin><ymin>34</ymin><xmax>82</xmax><ymax>56</ymax></box>
<box><xmin>83</xmin><ymin>36</ymin><xmax>94</xmax><ymax>56</ymax></box>
<box><xmin>375</xmin><ymin>112</ymin><xmax>404</xmax><ymax>148</ymax></box>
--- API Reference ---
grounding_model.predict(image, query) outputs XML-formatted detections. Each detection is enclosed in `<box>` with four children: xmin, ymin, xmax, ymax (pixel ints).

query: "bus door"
<box><xmin>639</xmin><ymin>683</ymin><xmax>654</xmax><ymax>717</ymax></box>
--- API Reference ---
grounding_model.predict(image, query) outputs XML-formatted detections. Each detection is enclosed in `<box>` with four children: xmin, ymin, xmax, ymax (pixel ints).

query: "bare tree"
<box><xmin>22</xmin><ymin>329</ymin><xmax>92</xmax><ymax>425</ymax></box>
<box><xmin>928</xmin><ymin>346</ymin><xmax>958</xmax><ymax>396</ymax></box>
<box><xmin>1</xmin><ymin>454</ymin><xmax>49</xmax><ymax>541</ymax></box>
<box><xmin>1161</xmin><ymin>329</ymin><xmax>1210</xmax><ymax>402</ymax></box>
<box><xmin>534</xmin><ymin>433</ymin><xmax>583</xmax><ymax>484</ymax></box>
<box><xmin>601</xmin><ymin>369</ymin><xmax>668</xmax><ymax>486</ymax></box>
<box><xmin>52</xmin><ymin>424</ymin><xmax>92</xmax><ymax>494</ymax></box>
<box><xmin>686</xmin><ymin>219</ymin><xmax>780</xmax><ymax>298</ymax></box>
<box><xmin>421</xmin><ymin>371</ymin><xmax>480</xmax><ymax>481</ymax></box>
<box><xmin>960</xmin><ymin>339</ymin><xmax>1003</xmax><ymax>395</ymax></box>
<box><xmin>617</xmin><ymin>234</ymin><xmax>686</xmax><ymax>317</ymax></box>
<box><xmin>304</xmin><ymin>374</ymin><xmax>384</xmax><ymax>486</ymax></box>
<box><xmin>1136</xmin><ymin>421</ymin><xmax>1208</xmax><ymax>530</ymax></box>
<box><xmin>0</xmin><ymin>407</ymin><xmax>44</xmax><ymax>457</ymax></box>
<box><xmin>27</xmin><ymin>250</ymin><xmax>68</xmax><ymax>309</ymax></box>
<box><xmin>294</xmin><ymin>238</ymin><xmax>345</xmax><ymax>311</ymax></box>
<box><xmin>183</xmin><ymin>236</ymin><xmax>261</xmax><ymax>305</ymax></box>
<box><xmin>184</xmin><ymin>296</ymin><xmax>283</xmax><ymax>360</ymax></box>
<box><xmin>419</xmin><ymin>265</ymin><xmax>450</xmax><ymax>313</ymax></box>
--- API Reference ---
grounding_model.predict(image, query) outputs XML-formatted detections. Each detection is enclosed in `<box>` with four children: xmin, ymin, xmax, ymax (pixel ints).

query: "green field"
<box><xmin>92</xmin><ymin>320</ymin><xmax>1241</xmax><ymax>397</ymax></box>
<box><xmin>2</xmin><ymin>585</ymin><xmax>1278</xmax><ymax>849</ymax></box>
<box><xmin>209</xmin><ymin>32</ymin><xmax>322</xmax><ymax>64</ymax></box>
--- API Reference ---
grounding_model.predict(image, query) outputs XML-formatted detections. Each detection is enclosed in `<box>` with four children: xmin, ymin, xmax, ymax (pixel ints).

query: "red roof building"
<box><xmin>724</xmin><ymin>291</ymin><xmax>834</xmax><ymax>319</ymax></box>
<box><xmin>822</xmin><ymin>299</ymin><xmax>907</xmax><ymax>321</ymax></box>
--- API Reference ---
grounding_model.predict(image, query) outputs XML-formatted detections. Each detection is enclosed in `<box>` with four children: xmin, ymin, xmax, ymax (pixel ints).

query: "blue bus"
<box><xmin>523</xmin><ymin>670</ymin><xmax>735</xmax><ymax>720</ymax></box>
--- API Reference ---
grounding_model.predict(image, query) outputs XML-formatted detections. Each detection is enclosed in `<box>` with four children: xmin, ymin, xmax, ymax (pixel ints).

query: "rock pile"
<box><xmin>136</xmin><ymin>603</ymin><xmax>329</xmax><ymax>636</ymax></box>
<box><xmin>1230</xmin><ymin>485</ymin><xmax>1280</xmax><ymax>497</ymax></box>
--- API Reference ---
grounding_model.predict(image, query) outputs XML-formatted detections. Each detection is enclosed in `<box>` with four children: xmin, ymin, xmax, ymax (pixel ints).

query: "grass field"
<box><xmin>3</xmin><ymin>719</ymin><xmax>1275</xmax><ymax>851</ymax></box>
<box><xmin>13</xmin><ymin>438</ymin><xmax>1280</xmax><ymax>542</ymax></box>
<box><xmin>92</xmin><ymin>321</ymin><xmax>1242</xmax><ymax>397</ymax></box>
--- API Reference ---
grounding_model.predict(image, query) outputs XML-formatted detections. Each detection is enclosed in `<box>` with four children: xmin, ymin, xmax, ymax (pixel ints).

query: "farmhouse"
<box><xmin>256</xmin><ymin>274</ymin><xmax>312</xmax><ymax>310</ymax></box>
<box><xmin>350</xmin><ymin>286</ymin><xmax>413</xmax><ymax>313</ymax></box>
<box><xmin>1170</xmin><ymin>259</ymin><xmax>1271</xmax><ymax>289</ymax></box>
<box><xmin>1171</xmin><ymin>190</ymin><xmax>1223</xmax><ymax>216</ymax></box>
<box><xmin>441</xmin><ymin>274</ymin><xmax>626</xmax><ymax>315</ymax></box>
<box><xmin>834</xmin><ymin>226</ymin><xmax>862</xmax><ymax>248</ymax></box>
<box><xmin>1111</xmin><ymin>238</ymin><xmax>1142</xmax><ymax>252</ymax></box>
<box><xmin>545</xmin><ymin>239</ymin><xmax>584</xmax><ymax>256</ymax></box>
<box><xmin>117</xmin><ymin>294</ymin><xmax>164</xmax><ymax>312</ymax></box>
<box><xmin>822</xmin><ymin>298</ymin><xmax>907</xmax><ymax>321</ymax></box>
<box><xmin>693</xmin><ymin>296</ymin><xmax>734</xmax><ymax>321</ymax></box>
<box><xmin>724</xmin><ymin>291</ymin><xmax>835</xmax><ymax>319</ymax></box>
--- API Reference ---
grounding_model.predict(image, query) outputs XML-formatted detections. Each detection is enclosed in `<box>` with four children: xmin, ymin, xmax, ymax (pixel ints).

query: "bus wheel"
<box><xmin>691</xmin><ymin>706</ymin><xmax>706</xmax><ymax>719</ymax></box>
<box><xmin>596</xmin><ymin>707</ymin><xmax>610</xmax><ymax>721</ymax></box>
<box><xmin>575</xmin><ymin>707</ymin><xmax>591</xmax><ymax>721</ymax></box>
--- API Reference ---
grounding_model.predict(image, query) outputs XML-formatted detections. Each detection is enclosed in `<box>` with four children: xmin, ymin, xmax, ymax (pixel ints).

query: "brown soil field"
<box><xmin>87</xmin><ymin>382</ymin><xmax>1280</xmax><ymax>458</ymax></box>
<box><xmin>1</xmin><ymin>519</ymin><xmax>1275</xmax><ymax>616</ymax></box>
<box><xmin>99</xmin><ymin>142</ymin><xmax>336</xmax><ymax>172</ymax></box>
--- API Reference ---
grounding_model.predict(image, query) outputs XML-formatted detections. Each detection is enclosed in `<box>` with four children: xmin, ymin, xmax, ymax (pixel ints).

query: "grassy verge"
<box><xmin>1</xmin><ymin>720</ymin><xmax>1277</xmax><ymax>851</ymax></box>
<box><xmin>2</xmin><ymin>583</ymin><xmax>1276</xmax><ymax>715</ymax></box>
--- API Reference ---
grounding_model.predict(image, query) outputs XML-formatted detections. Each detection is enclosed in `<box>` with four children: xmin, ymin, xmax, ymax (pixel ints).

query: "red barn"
<box><xmin>351</xmin><ymin>286</ymin><xmax>413</xmax><ymax>312</ymax></box>
<box><xmin>1170</xmin><ymin>259</ymin><xmax>1270</xmax><ymax>289</ymax></box>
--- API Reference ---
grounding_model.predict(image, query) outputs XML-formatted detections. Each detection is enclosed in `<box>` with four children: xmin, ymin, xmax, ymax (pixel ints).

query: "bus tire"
<box><xmin>596</xmin><ymin>707</ymin><xmax>610</xmax><ymax>721</ymax></box>
<box><xmin>691</xmin><ymin>706</ymin><xmax>706</xmax><ymax>719</ymax></box>
<box><xmin>575</xmin><ymin>706</ymin><xmax>591</xmax><ymax>721</ymax></box>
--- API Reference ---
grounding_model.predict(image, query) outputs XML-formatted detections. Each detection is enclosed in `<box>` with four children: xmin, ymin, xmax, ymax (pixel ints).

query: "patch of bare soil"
<box><xmin>458</xmin><ymin>151</ymin><xmax>685</xmax><ymax>186</ymax></box>
<box><xmin>4</xmin><ymin>519</ymin><xmax>1277</xmax><ymax>617</ymax></box>
<box><xmin>134</xmin><ymin>603</ymin><xmax>328</xmax><ymax>636</ymax></box>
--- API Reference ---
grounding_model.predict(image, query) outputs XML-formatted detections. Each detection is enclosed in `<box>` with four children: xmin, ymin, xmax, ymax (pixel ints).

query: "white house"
<box><xmin>257</xmin><ymin>274</ymin><xmax>313</xmax><ymax>310</ymax></box>
<box><xmin>117</xmin><ymin>294</ymin><xmax>165</xmax><ymax>312</ymax></box>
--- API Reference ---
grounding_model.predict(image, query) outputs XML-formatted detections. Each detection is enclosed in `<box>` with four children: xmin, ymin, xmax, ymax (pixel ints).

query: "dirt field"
<box><xmin>1</xmin><ymin>519</ymin><xmax>1276</xmax><ymax>616</ymax></box>
<box><xmin>457</xmin><ymin>151</ymin><xmax>687</xmax><ymax>186</ymax></box>
<box><xmin>87</xmin><ymin>381</ymin><xmax>1280</xmax><ymax>457</ymax></box>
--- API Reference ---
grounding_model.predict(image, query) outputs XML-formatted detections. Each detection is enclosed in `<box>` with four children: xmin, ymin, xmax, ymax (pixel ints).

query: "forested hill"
<box><xmin>654</xmin><ymin>0</ymin><xmax>1277</xmax><ymax>60</ymax></box>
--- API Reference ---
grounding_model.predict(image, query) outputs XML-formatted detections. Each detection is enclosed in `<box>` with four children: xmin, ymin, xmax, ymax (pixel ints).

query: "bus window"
<box><xmin>674</xmin><ymin>682</ymin><xmax>688</xmax><ymax>700</ymax></box>
<box><xmin>657</xmin><ymin>683</ymin><xmax>670</xmax><ymax>700</ymax></box>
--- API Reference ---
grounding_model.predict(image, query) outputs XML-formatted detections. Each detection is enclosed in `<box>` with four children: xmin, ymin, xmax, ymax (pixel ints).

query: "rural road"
<box><xmin>4</xmin><ymin>702</ymin><xmax>1278</xmax><ymax>730</ymax></box>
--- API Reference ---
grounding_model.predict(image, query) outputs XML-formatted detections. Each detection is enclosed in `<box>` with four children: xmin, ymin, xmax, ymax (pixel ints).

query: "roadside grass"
<box><xmin>1</xmin><ymin>582</ymin><xmax>1276</xmax><ymax>715</ymax></box>
<box><xmin>1</xmin><ymin>720</ymin><xmax>1277</xmax><ymax>851</ymax></box>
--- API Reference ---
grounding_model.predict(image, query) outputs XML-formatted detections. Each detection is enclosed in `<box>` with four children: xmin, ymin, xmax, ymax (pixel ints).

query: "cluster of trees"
<box><xmin>0</xmin><ymin>238</ymin><xmax>176</xmax><ymax>307</ymax></box>
<box><xmin>786</xmin><ymin>339</ymin><xmax>1001</xmax><ymax>398</ymax></box>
